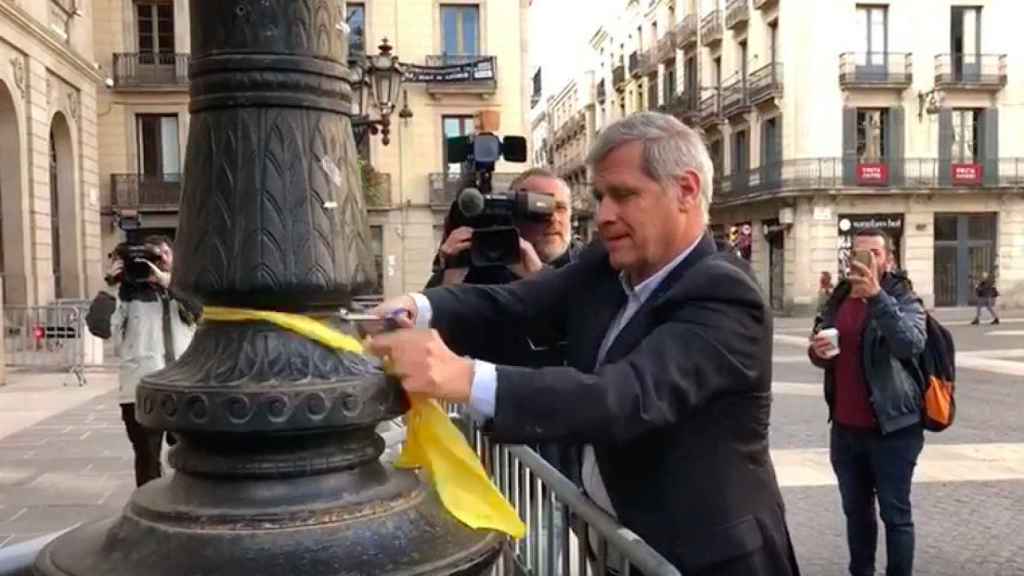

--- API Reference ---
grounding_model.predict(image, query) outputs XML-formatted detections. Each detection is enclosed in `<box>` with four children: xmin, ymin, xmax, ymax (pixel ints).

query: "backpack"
<box><xmin>914</xmin><ymin>314</ymin><xmax>956</xmax><ymax>431</ymax></box>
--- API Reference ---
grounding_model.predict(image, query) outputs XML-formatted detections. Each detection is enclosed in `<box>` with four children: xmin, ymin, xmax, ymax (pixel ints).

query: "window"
<box><xmin>136</xmin><ymin>0</ymin><xmax>174</xmax><ymax>64</ymax></box>
<box><xmin>768</xmin><ymin>20</ymin><xmax>778</xmax><ymax>64</ymax></box>
<box><xmin>732</xmin><ymin>129</ymin><xmax>749</xmax><ymax>174</ymax></box>
<box><xmin>441</xmin><ymin>4</ymin><xmax>479</xmax><ymax>59</ymax></box>
<box><xmin>951</xmin><ymin>109</ymin><xmax>980</xmax><ymax>163</ymax></box>
<box><xmin>739</xmin><ymin>40</ymin><xmax>748</xmax><ymax>84</ymax></box>
<box><xmin>49</xmin><ymin>128</ymin><xmax>61</xmax><ymax>300</ymax></box>
<box><xmin>346</xmin><ymin>3</ymin><xmax>366</xmax><ymax>58</ymax></box>
<box><xmin>137</xmin><ymin>114</ymin><xmax>180</xmax><ymax>178</ymax></box>
<box><xmin>713</xmin><ymin>56</ymin><xmax>722</xmax><ymax>89</ymax></box>
<box><xmin>369</xmin><ymin>224</ymin><xmax>383</xmax><ymax>293</ymax></box>
<box><xmin>664</xmin><ymin>61</ymin><xmax>677</xmax><ymax>103</ymax></box>
<box><xmin>951</xmin><ymin>6</ymin><xmax>981</xmax><ymax>79</ymax></box>
<box><xmin>762</xmin><ymin>116</ymin><xmax>780</xmax><ymax>165</ymax></box>
<box><xmin>684</xmin><ymin>54</ymin><xmax>697</xmax><ymax>104</ymax></box>
<box><xmin>531</xmin><ymin>68</ymin><xmax>542</xmax><ymax>107</ymax></box>
<box><xmin>856</xmin><ymin>109</ymin><xmax>887</xmax><ymax>162</ymax></box>
<box><xmin>443</xmin><ymin>115</ymin><xmax>475</xmax><ymax>174</ymax></box>
<box><xmin>856</xmin><ymin>5</ymin><xmax>887</xmax><ymax>66</ymax></box>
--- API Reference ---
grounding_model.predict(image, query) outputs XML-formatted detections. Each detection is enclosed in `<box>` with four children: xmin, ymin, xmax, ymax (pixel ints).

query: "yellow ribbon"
<box><xmin>203</xmin><ymin>306</ymin><xmax>526</xmax><ymax>539</ymax></box>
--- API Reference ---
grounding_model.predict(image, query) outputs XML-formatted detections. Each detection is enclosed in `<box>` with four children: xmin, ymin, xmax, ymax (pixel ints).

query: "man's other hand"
<box><xmin>141</xmin><ymin>260</ymin><xmax>171</xmax><ymax>289</ymax></box>
<box><xmin>848</xmin><ymin>258</ymin><xmax>881</xmax><ymax>299</ymax></box>
<box><xmin>365</xmin><ymin>295</ymin><xmax>418</xmax><ymax>335</ymax></box>
<box><xmin>367</xmin><ymin>329</ymin><xmax>473</xmax><ymax>404</ymax></box>
<box><xmin>439</xmin><ymin>226</ymin><xmax>473</xmax><ymax>263</ymax></box>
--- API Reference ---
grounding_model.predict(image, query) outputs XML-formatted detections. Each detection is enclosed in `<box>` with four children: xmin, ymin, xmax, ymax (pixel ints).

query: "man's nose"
<box><xmin>596</xmin><ymin>196</ymin><xmax>617</xmax><ymax>227</ymax></box>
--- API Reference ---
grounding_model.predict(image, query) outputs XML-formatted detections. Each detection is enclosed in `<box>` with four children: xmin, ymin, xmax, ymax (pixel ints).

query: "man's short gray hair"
<box><xmin>586</xmin><ymin>112</ymin><xmax>714</xmax><ymax>218</ymax></box>
<box><xmin>510</xmin><ymin>167</ymin><xmax>572</xmax><ymax>198</ymax></box>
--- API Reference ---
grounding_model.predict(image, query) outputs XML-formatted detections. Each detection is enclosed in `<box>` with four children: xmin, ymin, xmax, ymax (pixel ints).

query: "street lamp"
<box><xmin>352</xmin><ymin>38</ymin><xmax>412</xmax><ymax>146</ymax></box>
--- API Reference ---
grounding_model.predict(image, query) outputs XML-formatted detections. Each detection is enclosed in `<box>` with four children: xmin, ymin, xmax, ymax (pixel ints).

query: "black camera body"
<box><xmin>106</xmin><ymin>243</ymin><xmax>162</xmax><ymax>287</ymax></box>
<box><xmin>447</xmin><ymin>132</ymin><xmax>552</xmax><ymax>268</ymax></box>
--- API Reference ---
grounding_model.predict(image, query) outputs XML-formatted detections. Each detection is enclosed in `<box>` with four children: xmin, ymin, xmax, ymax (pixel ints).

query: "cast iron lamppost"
<box><xmin>31</xmin><ymin>2</ymin><xmax>501</xmax><ymax>574</ymax></box>
<box><xmin>351</xmin><ymin>39</ymin><xmax>412</xmax><ymax>147</ymax></box>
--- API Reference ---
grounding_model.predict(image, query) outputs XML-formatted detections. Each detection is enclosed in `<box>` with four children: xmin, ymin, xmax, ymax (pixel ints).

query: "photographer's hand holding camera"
<box><xmin>85</xmin><ymin>235</ymin><xmax>201</xmax><ymax>487</ymax></box>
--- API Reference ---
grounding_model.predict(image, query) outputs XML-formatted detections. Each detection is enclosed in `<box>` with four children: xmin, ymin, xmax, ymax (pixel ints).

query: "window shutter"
<box><xmin>938</xmin><ymin>108</ymin><xmax>953</xmax><ymax>186</ymax></box>
<box><xmin>842</xmin><ymin>107</ymin><xmax>857</xmax><ymax>185</ymax></box>
<box><xmin>888</xmin><ymin>106</ymin><xmax>905</xmax><ymax>186</ymax></box>
<box><xmin>981</xmin><ymin>108</ymin><xmax>999</xmax><ymax>186</ymax></box>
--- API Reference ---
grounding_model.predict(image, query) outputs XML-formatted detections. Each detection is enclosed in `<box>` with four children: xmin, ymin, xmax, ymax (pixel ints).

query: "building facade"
<box><xmin>356</xmin><ymin>0</ymin><xmax>531</xmax><ymax>297</ymax></box>
<box><xmin>0</xmin><ymin>0</ymin><xmax>104</xmax><ymax>308</ymax></box>
<box><xmin>543</xmin><ymin>0</ymin><xmax>1024</xmax><ymax>313</ymax></box>
<box><xmin>94</xmin><ymin>0</ymin><xmax>190</xmax><ymax>259</ymax></box>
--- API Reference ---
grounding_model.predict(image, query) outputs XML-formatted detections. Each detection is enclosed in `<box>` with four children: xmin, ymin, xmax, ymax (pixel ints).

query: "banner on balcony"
<box><xmin>404</xmin><ymin>58</ymin><xmax>495</xmax><ymax>83</ymax></box>
<box><xmin>856</xmin><ymin>163</ymin><xmax>889</xmax><ymax>186</ymax></box>
<box><xmin>952</xmin><ymin>163</ymin><xmax>983</xmax><ymax>185</ymax></box>
<box><xmin>837</xmin><ymin>213</ymin><xmax>904</xmax><ymax>276</ymax></box>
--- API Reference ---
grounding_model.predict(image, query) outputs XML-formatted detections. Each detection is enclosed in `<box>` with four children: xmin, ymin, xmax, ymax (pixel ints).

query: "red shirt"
<box><xmin>833</xmin><ymin>297</ymin><xmax>878</xmax><ymax>429</ymax></box>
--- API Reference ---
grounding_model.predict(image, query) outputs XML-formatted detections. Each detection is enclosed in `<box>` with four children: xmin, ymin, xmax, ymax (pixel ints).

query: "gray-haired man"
<box><xmin>369</xmin><ymin>112</ymin><xmax>800</xmax><ymax>575</ymax></box>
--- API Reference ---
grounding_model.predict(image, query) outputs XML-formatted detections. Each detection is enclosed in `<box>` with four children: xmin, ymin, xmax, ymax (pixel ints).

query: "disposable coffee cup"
<box><xmin>817</xmin><ymin>328</ymin><xmax>840</xmax><ymax>358</ymax></box>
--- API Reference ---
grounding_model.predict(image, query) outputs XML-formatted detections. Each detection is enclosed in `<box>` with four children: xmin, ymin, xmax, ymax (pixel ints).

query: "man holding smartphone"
<box><xmin>808</xmin><ymin>228</ymin><xmax>927</xmax><ymax>576</ymax></box>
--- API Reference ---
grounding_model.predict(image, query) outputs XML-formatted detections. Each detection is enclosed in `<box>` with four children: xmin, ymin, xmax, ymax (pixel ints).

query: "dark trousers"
<box><xmin>830</xmin><ymin>424</ymin><xmax>924</xmax><ymax>576</ymax></box>
<box><xmin>974</xmin><ymin>297</ymin><xmax>998</xmax><ymax>321</ymax></box>
<box><xmin>120</xmin><ymin>403</ymin><xmax>163</xmax><ymax>487</ymax></box>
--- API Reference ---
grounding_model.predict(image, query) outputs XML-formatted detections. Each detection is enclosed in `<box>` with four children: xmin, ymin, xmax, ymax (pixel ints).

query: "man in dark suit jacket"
<box><xmin>369</xmin><ymin>112</ymin><xmax>800</xmax><ymax>576</ymax></box>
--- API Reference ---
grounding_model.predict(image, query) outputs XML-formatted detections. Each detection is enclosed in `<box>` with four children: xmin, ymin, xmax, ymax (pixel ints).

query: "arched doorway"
<box><xmin>49</xmin><ymin>112</ymin><xmax>81</xmax><ymax>301</ymax></box>
<box><xmin>0</xmin><ymin>81</ymin><xmax>26</xmax><ymax>306</ymax></box>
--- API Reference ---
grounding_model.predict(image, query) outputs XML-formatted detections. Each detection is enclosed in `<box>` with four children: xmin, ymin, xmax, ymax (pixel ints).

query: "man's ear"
<box><xmin>674</xmin><ymin>170</ymin><xmax>701</xmax><ymax>210</ymax></box>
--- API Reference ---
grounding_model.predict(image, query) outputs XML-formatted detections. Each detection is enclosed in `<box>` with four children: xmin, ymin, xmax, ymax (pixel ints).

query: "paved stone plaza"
<box><xmin>1</xmin><ymin>314</ymin><xmax>1023</xmax><ymax>574</ymax></box>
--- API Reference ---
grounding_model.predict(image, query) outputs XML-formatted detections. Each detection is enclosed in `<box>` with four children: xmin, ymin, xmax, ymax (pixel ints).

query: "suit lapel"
<box><xmin>601</xmin><ymin>233</ymin><xmax>718</xmax><ymax>365</ymax></box>
<box><xmin>578</xmin><ymin>268</ymin><xmax>627</xmax><ymax>372</ymax></box>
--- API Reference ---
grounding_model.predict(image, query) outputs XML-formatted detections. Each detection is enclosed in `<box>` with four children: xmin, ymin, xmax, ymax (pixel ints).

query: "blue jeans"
<box><xmin>830</xmin><ymin>424</ymin><xmax>924</xmax><ymax>576</ymax></box>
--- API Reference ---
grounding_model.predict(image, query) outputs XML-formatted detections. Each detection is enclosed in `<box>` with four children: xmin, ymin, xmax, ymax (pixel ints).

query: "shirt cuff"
<box><xmin>468</xmin><ymin>360</ymin><xmax>498</xmax><ymax>422</ymax></box>
<box><xmin>409</xmin><ymin>292</ymin><xmax>433</xmax><ymax>329</ymax></box>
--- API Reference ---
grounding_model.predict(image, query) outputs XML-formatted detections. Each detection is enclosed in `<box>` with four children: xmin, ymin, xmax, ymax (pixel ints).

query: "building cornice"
<box><xmin>0</xmin><ymin>0</ymin><xmax>105</xmax><ymax>84</ymax></box>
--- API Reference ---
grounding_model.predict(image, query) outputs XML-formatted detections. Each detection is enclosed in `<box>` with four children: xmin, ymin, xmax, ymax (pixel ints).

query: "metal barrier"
<box><xmin>2</xmin><ymin>305</ymin><xmax>105</xmax><ymax>386</ymax></box>
<box><xmin>410</xmin><ymin>407</ymin><xmax>682</xmax><ymax>576</ymax></box>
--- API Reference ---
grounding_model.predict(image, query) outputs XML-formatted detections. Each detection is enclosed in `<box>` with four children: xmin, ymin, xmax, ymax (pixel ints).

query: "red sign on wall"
<box><xmin>952</xmin><ymin>163</ymin><xmax>983</xmax><ymax>185</ymax></box>
<box><xmin>856</xmin><ymin>163</ymin><xmax>889</xmax><ymax>186</ymax></box>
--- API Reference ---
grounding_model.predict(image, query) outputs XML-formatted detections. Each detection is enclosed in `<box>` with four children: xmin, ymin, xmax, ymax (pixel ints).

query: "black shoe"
<box><xmin>971</xmin><ymin>319</ymin><xmax>980</xmax><ymax>325</ymax></box>
<box><xmin>992</xmin><ymin>318</ymin><xmax>1000</xmax><ymax>325</ymax></box>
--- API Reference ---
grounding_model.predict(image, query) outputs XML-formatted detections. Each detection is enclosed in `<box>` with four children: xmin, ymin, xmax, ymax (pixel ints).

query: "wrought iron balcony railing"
<box><xmin>108</xmin><ymin>173</ymin><xmax>183</xmax><ymax>210</ymax></box>
<box><xmin>701</xmin><ymin>10</ymin><xmax>723</xmax><ymax>46</ymax></box>
<box><xmin>112</xmin><ymin>52</ymin><xmax>190</xmax><ymax>87</ymax></box>
<box><xmin>675</xmin><ymin>14</ymin><xmax>699</xmax><ymax>48</ymax></box>
<box><xmin>725</xmin><ymin>0</ymin><xmax>750</xmax><ymax>29</ymax></box>
<box><xmin>839</xmin><ymin>52</ymin><xmax>912</xmax><ymax>88</ymax></box>
<box><xmin>748</xmin><ymin>62</ymin><xmax>784</xmax><ymax>105</ymax></box>
<box><xmin>934</xmin><ymin>53</ymin><xmax>1007</xmax><ymax>89</ymax></box>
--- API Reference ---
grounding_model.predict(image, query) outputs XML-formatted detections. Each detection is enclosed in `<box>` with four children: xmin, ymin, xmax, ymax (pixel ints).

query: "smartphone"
<box><xmin>851</xmin><ymin>250</ymin><xmax>873</xmax><ymax>271</ymax></box>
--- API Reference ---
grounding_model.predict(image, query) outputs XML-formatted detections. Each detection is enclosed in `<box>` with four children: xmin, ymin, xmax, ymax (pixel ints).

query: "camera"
<box><xmin>106</xmin><ymin>243</ymin><xmax>162</xmax><ymax>286</ymax></box>
<box><xmin>447</xmin><ymin>132</ymin><xmax>551</xmax><ymax>267</ymax></box>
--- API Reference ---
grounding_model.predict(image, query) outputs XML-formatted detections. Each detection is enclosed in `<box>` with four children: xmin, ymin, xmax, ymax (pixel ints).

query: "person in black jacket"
<box><xmin>809</xmin><ymin>228</ymin><xmax>927</xmax><ymax>576</ymax></box>
<box><xmin>971</xmin><ymin>271</ymin><xmax>1000</xmax><ymax>325</ymax></box>
<box><xmin>368</xmin><ymin>112</ymin><xmax>799</xmax><ymax>576</ymax></box>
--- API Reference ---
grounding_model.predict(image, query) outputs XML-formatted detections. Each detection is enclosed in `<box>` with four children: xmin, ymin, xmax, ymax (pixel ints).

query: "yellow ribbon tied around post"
<box><xmin>203</xmin><ymin>306</ymin><xmax>526</xmax><ymax>539</ymax></box>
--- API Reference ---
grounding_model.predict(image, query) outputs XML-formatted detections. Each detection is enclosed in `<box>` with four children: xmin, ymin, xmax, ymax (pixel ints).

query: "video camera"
<box><xmin>106</xmin><ymin>242</ymin><xmax>162</xmax><ymax>287</ymax></box>
<box><xmin>447</xmin><ymin>132</ymin><xmax>553</xmax><ymax>267</ymax></box>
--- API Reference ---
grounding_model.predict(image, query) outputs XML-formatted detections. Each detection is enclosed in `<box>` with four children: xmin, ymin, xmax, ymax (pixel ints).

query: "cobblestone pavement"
<box><xmin>1</xmin><ymin>319</ymin><xmax>1022</xmax><ymax>575</ymax></box>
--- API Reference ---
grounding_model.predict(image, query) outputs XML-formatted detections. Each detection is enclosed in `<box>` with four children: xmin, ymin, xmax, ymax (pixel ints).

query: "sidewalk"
<box><xmin>773</xmin><ymin>307</ymin><xmax>1024</xmax><ymax>331</ymax></box>
<box><xmin>0</xmin><ymin>370</ymin><xmax>132</xmax><ymax>548</ymax></box>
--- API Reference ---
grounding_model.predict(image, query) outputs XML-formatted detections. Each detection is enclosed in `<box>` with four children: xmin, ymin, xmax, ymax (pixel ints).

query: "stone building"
<box><xmin>0</xmin><ymin>0</ymin><xmax>104</xmax><ymax>307</ymax></box>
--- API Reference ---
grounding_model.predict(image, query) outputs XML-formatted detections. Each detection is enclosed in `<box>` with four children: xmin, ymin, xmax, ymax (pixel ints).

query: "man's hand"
<box><xmin>141</xmin><ymin>260</ymin><xmax>171</xmax><ymax>289</ymax></box>
<box><xmin>439</xmin><ymin>226</ymin><xmax>473</xmax><ymax>263</ymax></box>
<box><xmin>366</xmin><ymin>329</ymin><xmax>474</xmax><ymax>403</ymax></box>
<box><xmin>365</xmin><ymin>295</ymin><xmax>418</xmax><ymax>335</ymax></box>
<box><xmin>509</xmin><ymin>238</ymin><xmax>544</xmax><ymax>278</ymax></box>
<box><xmin>105</xmin><ymin>259</ymin><xmax>124</xmax><ymax>285</ymax></box>
<box><xmin>848</xmin><ymin>256</ymin><xmax>881</xmax><ymax>299</ymax></box>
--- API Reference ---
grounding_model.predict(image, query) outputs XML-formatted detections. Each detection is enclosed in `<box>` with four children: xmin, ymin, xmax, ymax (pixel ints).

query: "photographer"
<box><xmin>86</xmin><ymin>235</ymin><xmax>201</xmax><ymax>487</ymax></box>
<box><xmin>426</xmin><ymin>167</ymin><xmax>579</xmax><ymax>288</ymax></box>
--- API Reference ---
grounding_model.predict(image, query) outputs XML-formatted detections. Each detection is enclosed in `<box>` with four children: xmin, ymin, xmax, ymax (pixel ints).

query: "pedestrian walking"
<box><xmin>971</xmin><ymin>272</ymin><xmax>1000</xmax><ymax>325</ymax></box>
<box><xmin>808</xmin><ymin>228</ymin><xmax>927</xmax><ymax>576</ymax></box>
<box><xmin>818</xmin><ymin>271</ymin><xmax>835</xmax><ymax>314</ymax></box>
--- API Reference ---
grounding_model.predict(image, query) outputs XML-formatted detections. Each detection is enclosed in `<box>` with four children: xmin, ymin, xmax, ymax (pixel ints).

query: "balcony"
<box><xmin>753</xmin><ymin>0</ymin><xmax>778</xmax><ymax>9</ymax></box>
<box><xmin>675</xmin><ymin>14</ymin><xmax>699</xmax><ymax>48</ymax></box>
<box><xmin>699</xmin><ymin>93</ymin><xmax>720</xmax><ymax>126</ymax></box>
<box><xmin>423</xmin><ymin>55</ymin><xmax>498</xmax><ymax>96</ymax></box>
<box><xmin>639</xmin><ymin>49</ymin><xmax>658</xmax><ymax>76</ymax></box>
<box><xmin>112</xmin><ymin>53</ymin><xmax>189</xmax><ymax>88</ymax></box>
<box><xmin>429</xmin><ymin>172</ymin><xmax>519</xmax><ymax>207</ymax></box>
<box><xmin>657</xmin><ymin>32</ymin><xmax>677</xmax><ymax>62</ymax></box>
<box><xmin>108</xmin><ymin>174</ymin><xmax>182</xmax><ymax>212</ymax></box>
<box><xmin>720</xmin><ymin>76</ymin><xmax>749</xmax><ymax>118</ymax></box>
<box><xmin>839</xmin><ymin>53</ymin><xmax>912</xmax><ymax>89</ymax></box>
<box><xmin>934</xmin><ymin>54</ymin><xmax>1007</xmax><ymax>90</ymax></box>
<box><xmin>613</xmin><ymin>64</ymin><xmax>626</xmax><ymax>88</ymax></box>
<box><xmin>629</xmin><ymin>51</ymin><xmax>641</xmax><ymax>78</ymax></box>
<box><xmin>596</xmin><ymin>79</ymin><xmax>607</xmax><ymax>103</ymax></box>
<box><xmin>714</xmin><ymin>157</ymin><xmax>1024</xmax><ymax>204</ymax></box>
<box><xmin>658</xmin><ymin>91</ymin><xmax>698</xmax><ymax>122</ymax></box>
<box><xmin>701</xmin><ymin>11</ymin><xmax>723</xmax><ymax>46</ymax></box>
<box><xmin>725</xmin><ymin>0</ymin><xmax>749</xmax><ymax>30</ymax></box>
<box><xmin>748</xmin><ymin>62</ymin><xmax>784</xmax><ymax>106</ymax></box>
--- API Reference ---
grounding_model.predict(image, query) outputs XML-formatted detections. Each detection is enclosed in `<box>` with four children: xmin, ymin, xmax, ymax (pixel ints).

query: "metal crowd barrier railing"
<box><xmin>2</xmin><ymin>304</ymin><xmax>106</xmax><ymax>386</ymax></box>
<box><xmin>403</xmin><ymin>406</ymin><xmax>682</xmax><ymax>576</ymax></box>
